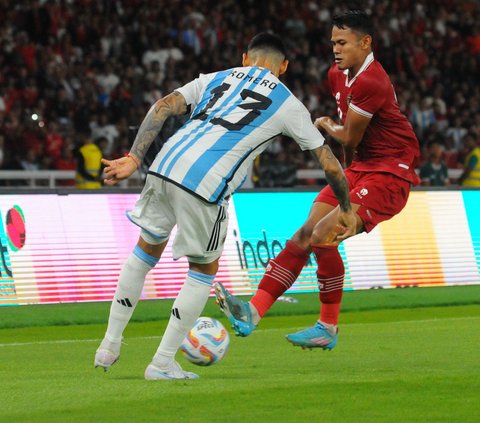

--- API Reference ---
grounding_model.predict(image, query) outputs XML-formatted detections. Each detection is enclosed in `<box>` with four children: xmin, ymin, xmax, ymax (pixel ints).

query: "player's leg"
<box><xmin>95</xmin><ymin>175</ymin><xmax>175</xmax><ymax>370</ymax></box>
<box><xmin>145</xmin><ymin>184</ymin><xmax>228</xmax><ymax>380</ymax></box>
<box><xmin>95</xmin><ymin>235</ymin><xmax>168</xmax><ymax>370</ymax></box>
<box><xmin>145</xmin><ymin>259</ymin><xmax>218</xmax><ymax>380</ymax></box>
<box><xmin>286</xmin><ymin>204</ymin><xmax>363</xmax><ymax>349</ymax></box>
<box><xmin>215</xmin><ymin>200</ymin><xmax>334</xmax><ymax>336</ymax></box>
<box><xmin>287</xmin><ymin>172</ymin><xmax>411</xmax><ymax>349</ymax></box>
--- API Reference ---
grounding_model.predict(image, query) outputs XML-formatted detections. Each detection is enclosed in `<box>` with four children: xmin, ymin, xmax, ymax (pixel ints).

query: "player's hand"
<box><xmin>314</xmin><ymin>116</ymin><xmax>332</xmax><ymax>130</ymax></box>
<box><xmin>335</xmin><ymin>209</ymin><xmax>357</xmax><ymax>241</ymax></box>
<box><xmin>101</xmin><ymin>156</ymin><xmax>138</xmax><ymax>186</ymax></box>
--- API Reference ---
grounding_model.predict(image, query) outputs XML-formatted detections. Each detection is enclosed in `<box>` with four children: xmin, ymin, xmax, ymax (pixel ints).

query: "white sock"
<box><xmin>248</xmin><ymin>302</ymin><xmax>261</xmax><ymax>325</ymax></box>
<box><xmin>152</xmin><ymin>270</ymin><xmax>214</xmax><ymax>368</ymax></box>
<box><xmin>104</xmin><ymin>248</ymin><xmax>157</xmax><ymax>343</ymax></box>
<box><xmin>98</xmin><ymin>337</ymin><xmax>122</xmax><ymax>354</ymax></box>
<box><xmin>319</xmin><ymin>320</ymin><xmax>338</xmax><ymax>336</ymax></box>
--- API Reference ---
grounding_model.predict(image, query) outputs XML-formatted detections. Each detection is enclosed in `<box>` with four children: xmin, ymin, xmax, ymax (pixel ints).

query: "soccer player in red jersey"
<box><xmin>215</xmin><ymin>10</ymin><xmax>421</xmax><ymax>349</ymax></box>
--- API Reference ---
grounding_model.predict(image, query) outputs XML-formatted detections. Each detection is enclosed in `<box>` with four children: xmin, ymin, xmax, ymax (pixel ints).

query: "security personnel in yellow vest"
<box><xmin>75</xmin><ymin>133</ymin><xmax>103</xmax><ymax>189</ymax></box>
<box><xmin>459</xmin><ymin>135</ymin><xmax>480</xmax><ymax>187</ymax></box>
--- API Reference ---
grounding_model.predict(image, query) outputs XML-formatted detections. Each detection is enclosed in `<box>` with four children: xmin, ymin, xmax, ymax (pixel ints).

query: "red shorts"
<box><xmin>315</xmin><ymin>169</ymin><xmax>411</xmax><ymax>233</ymax></box>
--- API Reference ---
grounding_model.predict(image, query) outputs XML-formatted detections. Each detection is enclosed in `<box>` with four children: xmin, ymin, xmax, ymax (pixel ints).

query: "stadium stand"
<box><xmin>0</xmin><ymin>0</ymin><xmax>478</xmax><ymax>187</ymax></box>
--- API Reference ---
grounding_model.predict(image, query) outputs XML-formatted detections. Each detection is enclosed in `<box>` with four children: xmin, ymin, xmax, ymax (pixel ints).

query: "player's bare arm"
<box><xmin>129</xmin><ymin>92</ymin><xmax>188</xmax><ymax>162</ymax></box>
<box><xmin>315</xmin><ymin>108</ymin><xmax>371</xmax><ymax>149</ymax></box>
<box><xmin>342</xmin><ymin>145</ymin><xmax>355</xmax><ymax>168</ymax></box>
<box><xmin>311</xmin><ymin>145</ymin><xmax>356</xmax><ymax>240</ymax></box>
<box><xmin>102</xmin><ymin>92</ymin><xmax>188</xmax><ymax>186</ymax></box>
<box><xmin>312</xmin><ymin>145</ymin><xmax>350</xmax><ymax>211</ymax></box>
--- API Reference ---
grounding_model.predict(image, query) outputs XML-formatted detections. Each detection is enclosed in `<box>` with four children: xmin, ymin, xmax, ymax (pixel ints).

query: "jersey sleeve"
<box><xmin>282</xmin><ymin>98</ymin><xmax>325</xmax><ymax>150</ymax></box>
<box><xmin>175</xmin><ymin>73</ymin><xmax>212</xmax><ymax>110</ymax></box>
<box><xmin>349</xmin><ymin>75</ymin><xmax>387</xmax><ymax>118</ymax></box>
<box><xmin>327</xmin><ymin>65</ymin><xmax>336</xmax><ymax>97</ymax></box>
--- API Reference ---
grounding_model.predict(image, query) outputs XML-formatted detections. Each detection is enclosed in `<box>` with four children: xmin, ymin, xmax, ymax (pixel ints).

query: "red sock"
<box><xmin>251</xmin><ymin>240</ymin><xmax>309</xmax><ymax>317</ymax></box>
<box><xmin>312</xmin><ymin>245</ymin><xmax>345</xmax><ymax>325</ymax></box>
<box><xmin>320</xmin><ymin>303</ymin><xmax>341</xmax><ymax>325</ymax></box>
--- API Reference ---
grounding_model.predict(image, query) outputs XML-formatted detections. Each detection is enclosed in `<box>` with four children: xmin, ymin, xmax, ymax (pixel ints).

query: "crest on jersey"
<box><xmin>347</xmin><ymin>95</ymin><xmax>352</xmax><ymax>105</ymax></box>
<box><xmin>355</xmin><ymin>188</ymin><xmax>369</xmax><ymax>200</ymax></box>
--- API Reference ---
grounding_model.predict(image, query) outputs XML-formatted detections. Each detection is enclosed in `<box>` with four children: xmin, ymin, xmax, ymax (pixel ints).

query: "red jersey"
<box><xmin>328</xmin><ymin>53</ymin><xmax>420</xmax><ymax>185</ymax></box>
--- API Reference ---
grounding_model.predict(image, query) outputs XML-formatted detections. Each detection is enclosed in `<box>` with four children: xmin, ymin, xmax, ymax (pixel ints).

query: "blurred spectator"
<box><xmin>95</xmin><ymin>136</ymin><xmax>109</xmax><ymax>157</ymax></box>
<box><xmin>419</xmin><ymin>141</ymin><xmax>450</xmax><ymax>186</ymax></box>
<box><xmin>75</xmin><ymin>132</ymin><xmax>103</xmax><ymax>189</ymax></box>
<box><xmin>446</xmin><ymin>117</ymin><xmax>469</xmax><ymax>152</ymax></box>
<box><xmin>55</xmin><ymin>143</ymin><xmax>75</xmax><ymax>170</ymax></box>
<box><xmin>51</xmin><ymin>87</ymin><xmax>73</xmax><ymax>125</ymax></box>
<box><xmin>90</xmin><ymin>112</ymin><xmax>119</xmax><ymax>156</ymax></box>
<box><xmin>145</xmin><ymin>60</ymin><xmax>165</xmax><ymax>88</ymax></box>
<box><xmin>45</xmin><ymin>121</ymin><xmax>65</xmax><ymax>160</ymax></box>
<box><xmin>95</xmin><ymin>62</ymin><xmax>120</xmax><ymax>106</ymax></box>
<box><xmin>410</xmin><ymin>98</ymin><xmax>436</xmax><ymax>140</ymax></box>
<box><xmin>142</xmin><ymin>38</ymin><xmax>166</xmax><ymax>69</ymax></box>
<box><xmin>54</xmin><ymin>144</ymin><xmax>76</xmax><ymax>186</ymax></box>
<box><xmin>458</xmin><ymin>135</ymin><xmax>480</xmax><ymax>187</ymax></box>
<box><xmin>20</xmin><ymin>150</ymin><xmax>40</xmax><ymax>171</ymax></box>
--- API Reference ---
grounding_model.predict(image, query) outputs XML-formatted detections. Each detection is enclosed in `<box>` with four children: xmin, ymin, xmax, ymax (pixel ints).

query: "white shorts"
<box><xmin>127</xmin><ymin>175</ymin><xmax>229</xmax><ymax>264</ymax></box>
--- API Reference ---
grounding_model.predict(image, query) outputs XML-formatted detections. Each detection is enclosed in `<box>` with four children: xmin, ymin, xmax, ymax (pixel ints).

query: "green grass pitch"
<box><xmin>0</xmin><ymin>286</ymin><xmax>479</xmax><ymax>422</ymax></box>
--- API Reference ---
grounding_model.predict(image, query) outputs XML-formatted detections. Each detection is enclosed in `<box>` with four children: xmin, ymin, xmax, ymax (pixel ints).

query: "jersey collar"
<box><xmin>344</xmin><ymin>52</ymin><xmax>375</xmax><ymax>87</ymax></box>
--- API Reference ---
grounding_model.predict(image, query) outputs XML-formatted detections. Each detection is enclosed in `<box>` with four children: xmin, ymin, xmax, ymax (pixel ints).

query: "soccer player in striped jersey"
<box><xmin>215</xmin><ymin>11</ymin><xmax>421</xmax><ymax>350</ymax></box>
<box><xmin>94</xmin><ymin>32</ymin><xmax>356</xmax><ymax>379</ymax></box>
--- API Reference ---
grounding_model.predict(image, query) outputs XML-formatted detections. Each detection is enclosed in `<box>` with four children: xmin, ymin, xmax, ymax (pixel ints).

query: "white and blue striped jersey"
<box><xmin>148</xmin><ymin>66</ymin><xmax>324</xmax><ymax>204</ymax></box>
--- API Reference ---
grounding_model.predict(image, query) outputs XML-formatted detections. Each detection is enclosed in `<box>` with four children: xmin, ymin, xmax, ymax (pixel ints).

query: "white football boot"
<box><xmin>94</xmin><ymin>338</ymin><xmax>121</xmax><ymax>371</ymax></box>
<box><xmin>144</xmin><ymin>361</ymin><xmax>199</xmax><ymax>380</ymax></box>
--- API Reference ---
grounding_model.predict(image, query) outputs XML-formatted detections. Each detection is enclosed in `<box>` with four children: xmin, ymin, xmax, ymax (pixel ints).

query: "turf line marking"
<box><xmin>0</xmin><ymin>316</ymin><xmax>478</xmax><ymax>348</ymax></box>
<box><xmin>0</xmin><ymin>336</ymin><xmax>161</xmax><ymax>348</ymax></box>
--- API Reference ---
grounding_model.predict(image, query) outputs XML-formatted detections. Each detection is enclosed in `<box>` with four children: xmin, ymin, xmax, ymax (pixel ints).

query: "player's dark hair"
<box><xmin>247</xmin><ymin>32</ymin><xmax>287</xmax><ymax>59</ymax></box>
<box><xmin>332</xmin><ymin>10</ymin><xmax>374</xmax><ymax>37</ymax></box>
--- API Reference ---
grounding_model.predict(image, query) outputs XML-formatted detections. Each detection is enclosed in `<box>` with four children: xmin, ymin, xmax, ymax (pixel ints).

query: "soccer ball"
<box><xmin>180</xmin><ymin>317</ymin><xmax>230</xmax><ymax>366</ymax></box>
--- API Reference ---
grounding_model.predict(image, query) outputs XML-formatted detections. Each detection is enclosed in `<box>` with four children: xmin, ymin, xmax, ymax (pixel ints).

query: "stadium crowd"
<box><xmin>0</xmin><ymin>0</ymin><xmax>479</xmax><ymax>187</ymax></box>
